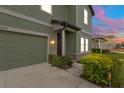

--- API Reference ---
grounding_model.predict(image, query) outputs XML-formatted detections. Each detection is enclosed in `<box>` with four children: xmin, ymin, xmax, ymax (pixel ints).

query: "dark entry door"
<box><xmin>57</xmin><ymin>33</ymin><xmax>62</xmax><ymax>56</ymax></box>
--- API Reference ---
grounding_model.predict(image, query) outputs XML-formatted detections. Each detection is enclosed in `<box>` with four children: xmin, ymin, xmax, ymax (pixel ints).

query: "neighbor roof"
<box><xmin>92</xmin><ymin>38</ymin><xmax>107</xmax><ymax>41</ymax></box>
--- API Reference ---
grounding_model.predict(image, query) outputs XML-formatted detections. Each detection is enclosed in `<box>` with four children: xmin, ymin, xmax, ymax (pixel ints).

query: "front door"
<box><xmin>57</xmin><ymin>33</ymin><xmax>62</xmax><ymax>56</ymax></box>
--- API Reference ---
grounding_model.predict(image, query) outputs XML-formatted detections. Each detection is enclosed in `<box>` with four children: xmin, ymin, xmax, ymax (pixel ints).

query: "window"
<box><xmin>84</xmin><ymin>9</ymin><xmax>88</xmax><ymax>25</ymax></box>
<box><xmin>81</xmin><ymin>37</ymin><xmax>85</xmax><ymax>52</ymax></box>
<box><xmin>85</xmin><ymin>38</ymin><xmax>89</xmax><ymax>51</ymax></box>
<box><xmin>41</xmin><ymin>5</ymin><xmax>52</xmax><ymax>14</ymax></box>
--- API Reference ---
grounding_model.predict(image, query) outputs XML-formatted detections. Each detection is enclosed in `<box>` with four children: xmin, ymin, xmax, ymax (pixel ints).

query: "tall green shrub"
<box><xmin>80</xmin><ymin>53</ymin><xmax>113</xmax><ymax>86</ymax></box>
<box><xmin>48</xmin><ymin>54</ymin><xmax>73</xmax><ymax>69</ymax></box>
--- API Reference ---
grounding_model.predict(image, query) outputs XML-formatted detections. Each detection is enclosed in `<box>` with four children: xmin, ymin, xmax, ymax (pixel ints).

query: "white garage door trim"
<box><xmin>0</xmin><ymin>25</ymin><xmax>49</xmax><ymax>37</ymax></box>
<box><xmin>0</xmin><ymin>25</ymin><xmax>49</xmax><ymax>62</ymax></box>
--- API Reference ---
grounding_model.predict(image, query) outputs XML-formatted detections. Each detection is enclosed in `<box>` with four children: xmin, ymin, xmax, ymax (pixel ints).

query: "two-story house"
<box><xmin>92</xmin><ymin>35</ymin><xmax>114</xmax><ymax>50</ymax></box>
<box><xmin>0</xmin><ymin>5</ymin><xmax>94</xmax><ymax>71</ymax></box>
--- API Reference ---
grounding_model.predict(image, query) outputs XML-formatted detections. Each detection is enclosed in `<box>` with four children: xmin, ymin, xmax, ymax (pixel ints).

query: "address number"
<box><xmin>0</xmin><ymin>26</ymin><xmax>8</xmax><ymax>30</ymax></box>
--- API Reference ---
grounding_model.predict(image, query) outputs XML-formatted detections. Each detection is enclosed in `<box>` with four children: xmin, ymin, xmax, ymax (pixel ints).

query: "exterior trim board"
<box><xmin>0</xmin><ymin>8</ymin><xmax>52</xmax><ymax>27</ymax></box>
<box><xmin>0</xmin><ymin>25</ymin><xmax>49</xmax><ymax>37</ymax></box>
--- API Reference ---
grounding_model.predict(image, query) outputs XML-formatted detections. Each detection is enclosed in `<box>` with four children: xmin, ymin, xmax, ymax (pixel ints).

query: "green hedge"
<box><xmin>80</xmin><ymin>53</ymin><xmax>113</xmax><ymax>86</ymax></box>
<box><xmin>92</xmin><ymin>48</ymin><xmax>101</xmax><ymax>53</ymax></box>
<box><xmin>102</xmin><ymin>49</ymin><xmax>110</xmax><ymax>53</ymax></box>
<box><xmin>92</xmin><ymin>48</ymin><xmax>110</xmax><ymax>53</ymax></box>
<box><xmin>48</xmin><ymin>54</ymin><xmax>73</xmax><ymax>69</ymax></box>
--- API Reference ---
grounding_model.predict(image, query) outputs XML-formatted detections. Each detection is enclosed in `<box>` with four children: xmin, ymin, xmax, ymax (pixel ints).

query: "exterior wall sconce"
<box><xmin>51</xmin><ymin>40</ymin><xmax>55</xmax><ymax>45</ymax></box>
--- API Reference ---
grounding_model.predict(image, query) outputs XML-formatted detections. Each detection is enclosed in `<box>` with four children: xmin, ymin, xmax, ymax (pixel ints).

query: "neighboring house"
<box><xmin>104</xmin><ymin>35</ymin><xmax>115</xmax><ymax>50</ymax></box>
<box><xmin>0</xmin><ymin>5</ymin><xmax>94</xmax><ymax>71</ymax></box>
<box><xmin>92</xmin><ymin>35</ymin><xmax>115</xmax><ymax>50</ymax></box>
<box><xmin>92</xmin><ymin>37</ymin><xmax>107</xmax><ymax>50</ymax></box>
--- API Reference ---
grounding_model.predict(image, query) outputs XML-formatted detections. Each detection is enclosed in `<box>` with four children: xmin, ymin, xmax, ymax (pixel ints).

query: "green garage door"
<box><xmin>0</xmin><ymin>31</ymin><xmax>48</xmax><ymax>71</ymax></box>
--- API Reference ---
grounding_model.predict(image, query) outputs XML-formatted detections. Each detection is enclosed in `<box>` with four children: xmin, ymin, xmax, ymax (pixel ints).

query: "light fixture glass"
<box><xmin>51</xmin><ymin>40</ymin><xmax>55</xmax><ymax>44</ymax></box>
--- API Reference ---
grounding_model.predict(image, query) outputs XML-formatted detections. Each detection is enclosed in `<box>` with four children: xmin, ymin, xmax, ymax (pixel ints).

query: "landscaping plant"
<box><xmin>48</xmin><ymin>54</ymin><xmax>73</xmax><ymax>69</ymax></box>
<box><xmin>61</xmin><ymin>55</ymin><xmax>73</xmax><ymax>67</ymax></box>
<box><xmin>102</xmin><ymin>49</ymin><xmax>110</xmax><ymax>53</ymax></box>
<box><xmin>92</xmin><ymin>48</ymin><xmax>101</xmax><ymax>53</ymax></box>
<box><xmin>80</xmin><ymin>53</ymin><xmax>114</xmax><ymax>87</ymax></box>
<box><xmin>107</xmin><ymin>53</ymin><xmax>122</xmax><ymax>87</ymax></box>
<box><xmin>49</xmin><ymin>54</ymin><xmax>65</xmax><ymax>68</ymax></box>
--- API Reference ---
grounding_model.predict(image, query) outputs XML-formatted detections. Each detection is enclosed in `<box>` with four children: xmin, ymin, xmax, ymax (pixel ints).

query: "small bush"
<box><xmin>61</xmin><ymin>55</ymin><xmax>73</xmax><ymax>67</ymax></box>
<box><xmin>48</xmin><ymin>55</ymin><xmax>73</xmax><ymax>69</ymax></box>
<box><xmin>80</xmin><ymin>53</ymin><xmax>113</xmax><ymax>86</ymax></box>
<box><xmin>48</xmin><ymin>54</ymin><xmax>57</xmax><ymax>64</ymax></box>
<box><xmin>102</xmin><ymin>49</ymin><xmax>110</xmax><ymax>53</ymax></box>
<box><xmin>49</xmin><ymin>55</ymin><xmax>65</xmax><ymax>68</ymax></box>
<box><xmin>92</xmin><ymin>48</ymin><xmax>101</xmax><ymax>53</ymax></box>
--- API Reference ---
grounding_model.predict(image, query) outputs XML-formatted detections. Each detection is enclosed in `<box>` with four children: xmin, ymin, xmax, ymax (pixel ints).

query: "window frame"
<box><xmin>80</xmin><ymin>37</ymin><xmax>85</xmax><ymax>52</ymax></box>
<box><xmin>85</xmin><ymin>38</ymin><xmax>89</xmax><ymax>52</ymax></box>
<box><xmin>84</xmin><ymin>8</ymin><xmax>88</xmax><ymax>25</ymax></box>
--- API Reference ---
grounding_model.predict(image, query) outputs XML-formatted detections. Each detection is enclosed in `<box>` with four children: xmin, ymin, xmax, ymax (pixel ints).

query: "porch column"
<box><xmin>98</xmin><ymin>39</ymin><xmax>102</xmax><ymax>52</ymax></box>
<box><xmin>98</xmin><ymin>39</ymin><xmax>101</xmax><ymax>49</ymax></box>
<box><xmin>62</xmin><ymin>29</ymin><xmax>65</xmax><ymax>55</ymax></box>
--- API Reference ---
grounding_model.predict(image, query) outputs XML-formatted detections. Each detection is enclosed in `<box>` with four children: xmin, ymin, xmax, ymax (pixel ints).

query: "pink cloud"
<box><xmin>93</xmin><ymin>6</ymin><xmax>124</xmax><ymax>37</ymax></box>
<box><xmin>114</xmin><ymin>38</ymin><xmax>124</xmax><ymax>43</ymax></box>
<box><xmin>92</xmin><ymin>25</ymin><xmax>118</xmax><ymax>36</ymax></box>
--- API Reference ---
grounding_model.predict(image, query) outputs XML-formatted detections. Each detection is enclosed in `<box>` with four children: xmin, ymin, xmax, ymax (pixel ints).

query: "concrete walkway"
<box><xmin>0</xmin><ymin>63</ymin><xmax>100</xmax><ymax>88</ymax></box>
<box><xmin>66</xmin><ymin>63</ymin><xmax>83</xmax><ymax>77</ymax></box>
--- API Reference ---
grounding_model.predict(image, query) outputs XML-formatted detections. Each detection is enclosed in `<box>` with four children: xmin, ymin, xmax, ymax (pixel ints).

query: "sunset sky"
<box><xmin>92</xmin><ymin>5</ymin><xmax>124</xmax><ymax>43</ymax></box>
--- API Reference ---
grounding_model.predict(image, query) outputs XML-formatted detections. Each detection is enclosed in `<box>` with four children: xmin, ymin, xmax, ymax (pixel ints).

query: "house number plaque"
<box><xmin>0</xmin><ymin>26</ymin><xmax>8</xmax><ymax>30</ymax></box>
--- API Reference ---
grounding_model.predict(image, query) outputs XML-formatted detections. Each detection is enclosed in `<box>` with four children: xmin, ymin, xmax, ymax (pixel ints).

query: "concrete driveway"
<box><xmin>0</xmin><ymin>63</ymin><xmax>99</xmax><ymax>88</ymax></box>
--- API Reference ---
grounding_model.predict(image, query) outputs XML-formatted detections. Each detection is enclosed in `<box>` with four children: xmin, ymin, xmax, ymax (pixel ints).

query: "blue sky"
<box><xmin>92</xmin><ymin>5</ymin><xmax>124</xmax><ymax>43</ymax></box>
<box><xmin>102</xmin><ymin>5</ymin><xmax>124</xmax><ymax>19</ymax></box>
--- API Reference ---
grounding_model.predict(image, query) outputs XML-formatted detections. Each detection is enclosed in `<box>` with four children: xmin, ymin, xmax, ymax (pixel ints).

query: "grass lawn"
<box><xmin>106</xmin><ymin>52</ymin><xmax>124</xmax><ymax>87</ymax></box>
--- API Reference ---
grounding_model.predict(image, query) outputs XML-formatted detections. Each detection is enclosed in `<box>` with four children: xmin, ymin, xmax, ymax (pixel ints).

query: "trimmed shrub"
<box><xmin>49</xmin><ymin>54</ymin><xmax>65</xmax><ymax>68</ymax></box>
<box><xmin>61</xmin><ymin>55</ymin><xmax>73</xmax><ymax>67</ymax></box>
<box><xmin>48</xmin><ymin>54</ymin><xmax>57</xmax><ymax>64</ymax></box>
<box><xmin>80</xmin><ymin>53</ymin><xmax>113</xmax><ymax>86</ymax></box>
<box><xmin>92</xmin><ymin>48</ymin><xmax>101</xmax><ymax>53</ymax></box>
<box><xmin>48</xmin><ymin>54</ymin><xmax>73</xmax><ymax>69</ymax></box>
<box><xmin>102</xmin><ymin>49</ymin><xmax>110</xmax><ymax>53</ymax></box>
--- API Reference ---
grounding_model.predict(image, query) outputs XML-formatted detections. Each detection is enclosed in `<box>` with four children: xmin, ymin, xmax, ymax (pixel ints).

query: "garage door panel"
<box><xmin>0</xmin><ymin>31</ymin><xmax>48</xmax><ymax>71</ymax></box>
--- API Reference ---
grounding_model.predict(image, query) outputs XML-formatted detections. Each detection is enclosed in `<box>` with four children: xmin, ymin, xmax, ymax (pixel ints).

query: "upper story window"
<box><xmin>41</xmin><ymin>5</ymin><xmax>52</xmax><ymax>14</ymax></box>
<box><xmin>84</xmin><ymin>8</ymin><xmax>88</xmax><ymax>25</ymax></box>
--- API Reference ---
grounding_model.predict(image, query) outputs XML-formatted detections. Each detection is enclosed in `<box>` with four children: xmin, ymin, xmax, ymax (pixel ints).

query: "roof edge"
<box><xmin>51</xmin><ymin>19</ymin><xmax>81</xmax><ymax>31</ymax></box>
<box><xmin>88</xmin><ymin>5</ymin><xmax>95</xmax><ymax>16</ymax></box>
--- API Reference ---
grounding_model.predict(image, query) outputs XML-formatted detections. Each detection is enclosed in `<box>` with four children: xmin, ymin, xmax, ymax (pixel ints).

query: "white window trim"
<box><xmin>80</xmin><ymin>37</ymin><xmax>85</xmax><ymax>52</ymax></box>
<box><xmin>84</xmin><ymin>8</ymin><xmax>88</xmax><ymax>25</ymax></box>
<box><xmin>40</xmin><ymin>5</ymin><xmax>52</xmax><ymax>14</ymax></box>
<box><xmin>85</xmin><ymin>38</ymin><xmax>89</xmax><ymax>52</ymax></box>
